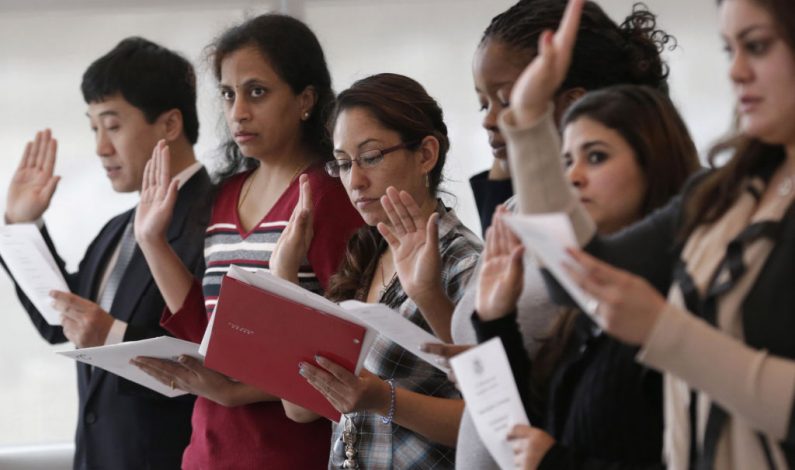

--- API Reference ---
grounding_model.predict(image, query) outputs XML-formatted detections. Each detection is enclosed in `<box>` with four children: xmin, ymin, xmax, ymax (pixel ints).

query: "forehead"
<box><xmin>220</xmin><ymin>46</ymin><xmax>282</xmax><ymax>85</ymax></box>
<box><xmin>562</xmin><ymin>117</ymin><xmax>627</xmax><ymax>150</ymax></box>
<box><xmin>333</xmin><ymin>107</ymin><xmax>401</xmax><ymax>148</ymax></box>
<box><xmin>473</xmin><ymin>40</ymin><xmax>531</xmax><ymax>87</ymax></box>
<box><xmin>86</xmin><ymin>94</ymin><xmax>142</xmax><ymax>121</ymax></box>
<box><xmin>719</xmin><ymin>0</ymin><xmax>775</xmax><ymax>36</ymax></box>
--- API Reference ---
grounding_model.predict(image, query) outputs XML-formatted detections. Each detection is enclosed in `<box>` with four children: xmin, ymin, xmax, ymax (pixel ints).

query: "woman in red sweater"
<box><xmin>130</xmin><ymin>14</ymin><xmax>362</xmax><ymax>469</ymax></box>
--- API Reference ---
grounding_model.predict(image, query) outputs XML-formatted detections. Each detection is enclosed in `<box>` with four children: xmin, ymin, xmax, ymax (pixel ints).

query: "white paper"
<box><xmin>57</xmin><ymin>336</ymin><xmax>201</xmax><ymax>398</ymax></box>
<box><xmin>503</xmin><ymin>213</ymin><xmax>599</xmax><ymax>317</ymax></box>
<box><xmin>340</xmin><ymin>300</ymin><xmax>450</xmax><ymax>373</ymax></box>
<box><xmin>199</xmin><ymin>265</ymin><xmax>376</xmax><ymax>373</ymax></box>
<box><xmin>0</xmin><ymin>224</ymin><xmax>70</xmax><ymax>325</ymax></box>
<box><xmin>450</xmin><ymin>338</ymin><xmax>530</xmax><ymax>470</ymax></box>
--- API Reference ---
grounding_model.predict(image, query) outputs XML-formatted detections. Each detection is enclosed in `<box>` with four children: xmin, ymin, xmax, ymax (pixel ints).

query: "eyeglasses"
<box><xmin>325</xmin><ymin>141</ymin><xmax>418</xmax><ymax>178</ymax></box>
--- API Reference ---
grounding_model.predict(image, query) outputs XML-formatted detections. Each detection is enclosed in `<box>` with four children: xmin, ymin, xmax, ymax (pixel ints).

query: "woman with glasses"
<box><xmin>130</xmin><ymin>14</ymin><xmax>362</xmax><ymax>469</ymax></box>
<box><xmin>271</xmin><ymin>73</ymin><xmax>481</xmax><ymax>469</ymax></box>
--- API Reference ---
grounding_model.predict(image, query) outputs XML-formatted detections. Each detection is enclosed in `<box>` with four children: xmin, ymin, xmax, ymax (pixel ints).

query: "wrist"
<box><xmin>511</xmin><ymin>103</ymin><xmax>550</xmax><ymax>129</ymax></box>
<box><xmin>378</xmin><ymin>379</ymin><xmax>396</xmax><ymax>424</ymax></box>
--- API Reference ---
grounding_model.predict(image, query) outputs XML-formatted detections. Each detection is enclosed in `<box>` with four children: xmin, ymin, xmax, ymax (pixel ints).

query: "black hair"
<box><xmin>481</xmin><ymin>1</ymin><xmax>673</xmax><ymax>93</ymax></box>
<box><xmin>209</xmin><ymin>13</ymin><xmax>335</xmax><ymax>180</ymax></box>
<box><xmin>81</xmin><ymin>36</ymin><xmax>199</xmax><ymax>144</ymax></box>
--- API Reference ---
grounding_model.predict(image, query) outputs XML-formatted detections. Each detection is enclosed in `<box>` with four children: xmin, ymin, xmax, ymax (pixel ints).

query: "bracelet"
<box><xmin>380</xmin><ymin>379</ymin><xmax>396</xmax><ymax>425</ymax></box>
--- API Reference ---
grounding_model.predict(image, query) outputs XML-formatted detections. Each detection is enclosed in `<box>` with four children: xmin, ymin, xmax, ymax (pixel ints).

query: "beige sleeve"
<box><xmin>498</xmin><ymin>106</ymin><xmax>596</xmax><ymax>246</ymax></box>
<box><xmin>638</xmin><ymin>302</ymin><xmax>795</xmax><ymax>441</ymax></box>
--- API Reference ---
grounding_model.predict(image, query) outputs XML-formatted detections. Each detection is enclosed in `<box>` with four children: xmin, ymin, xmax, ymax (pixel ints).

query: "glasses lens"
<box><xmin>324</xmin><ymin>161</ymin><xmax>339</xmax><ymax>177</ymax></box>
<box><xmin>358</xmin><ymin>151</ymin><xmax>384</xmax><ymax>169</ymax></box>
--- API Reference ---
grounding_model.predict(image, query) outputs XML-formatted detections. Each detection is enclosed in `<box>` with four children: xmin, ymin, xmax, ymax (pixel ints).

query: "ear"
<box><xmin>417</xmin><ymin>135</ymin><xmax>440</xmax><ymax>176</ymax></box>
<box><xmin>553</xmin><ymin>87</ymin><xmax>587</xmax><ymax>125</ymax></box>
<box><xmin>298</xmin><ymin>86</ymin><xmax>318</xmax><ymax>121</ymax></box>
<box><xmin>158</xmin><ymin>109</ymin><xmax>184</xmax><ymax>142</ymax></box>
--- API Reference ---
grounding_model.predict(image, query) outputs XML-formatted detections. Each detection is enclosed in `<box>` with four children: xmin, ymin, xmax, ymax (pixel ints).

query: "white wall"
<box><xmin>0</xmin><ymin>0</ymin><xmax>732</xmax><ymax>446</ymax></box>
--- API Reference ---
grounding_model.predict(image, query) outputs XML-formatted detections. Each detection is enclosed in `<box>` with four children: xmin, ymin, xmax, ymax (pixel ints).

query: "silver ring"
<box><xmin>585</xmin><ymin>298</ymin><xmax>600</xmax><ymax>316</ymax></box>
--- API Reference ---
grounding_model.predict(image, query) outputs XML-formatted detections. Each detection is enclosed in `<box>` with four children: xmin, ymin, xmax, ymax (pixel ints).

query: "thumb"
<box><xmin>426</xmin><ymin>212</ymin><xmax>440</xmax><ymax>248</ymax></box>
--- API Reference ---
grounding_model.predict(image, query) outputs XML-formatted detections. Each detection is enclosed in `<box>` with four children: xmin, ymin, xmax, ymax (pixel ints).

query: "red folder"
<box><xmin>204</xmin><ymin>275</ymin><xmax>368</xmax><ymax>421</ymax></box>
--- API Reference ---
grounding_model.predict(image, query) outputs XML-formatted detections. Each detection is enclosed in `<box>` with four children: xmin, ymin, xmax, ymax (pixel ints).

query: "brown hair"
<box><xmin>681</xmin><ymin>0</ymin><xmax>795</xmax><ymax>237</ymax></box>
<box><xmin>324</xmin><ymin>73</ymin><xmax>450</xmax><ymax>302</ymax></box>
<box><xmin>533</xmin><ymin>85</ymin><xmax>701</xmax><ymax>390</ymax></box>
<box><xmin>562</xmin><ymin>85</ymin><xmax>701</xmax><ymax>216</ymax></box>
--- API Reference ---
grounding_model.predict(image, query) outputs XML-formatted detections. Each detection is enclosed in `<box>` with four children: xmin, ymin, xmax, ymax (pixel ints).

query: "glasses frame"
<box><xmin>324</xmin><ymin>140</ymin><xmax>420</xmax><ymax>178</ymax></box>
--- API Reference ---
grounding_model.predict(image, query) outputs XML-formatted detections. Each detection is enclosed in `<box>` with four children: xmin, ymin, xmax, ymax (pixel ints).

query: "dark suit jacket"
<box><xmin>7</xmin><ymin>168</ymin><xmax>214</xmax><ymax>470</ymax></box>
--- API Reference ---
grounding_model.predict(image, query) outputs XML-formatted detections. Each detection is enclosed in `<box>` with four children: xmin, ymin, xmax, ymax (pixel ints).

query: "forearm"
<box><xmin>138</xmin><ymin>237</ymin><xmax>195</xmax><ymax>312</ymax></box>
<box><xmin>388</xmin><ymin>391</ymin><xmax>464</xmax><ymax>447</ymax></box>
<box><xmin>499</xmin><ymin>106</ymin><xmax>595</xmax><ymax>245</ymax></box>
<box><xmin>212</xmin><ymin>382</ymin><xmax>279</xmax><ymax>407</ymax></box>
<box><xmin>413</xmin><ymin>289</ymin><xmax>455</xmax><ymax>343</ymax></box>
<box><xmin>638</xmin><ymin>303</ymin><xmax>795</xmax><ymax>443</ymax></box>
<box><xmin>281</xmin><ymin>400</ymin><xmax>323</xmax><ymax>423</ymax></box>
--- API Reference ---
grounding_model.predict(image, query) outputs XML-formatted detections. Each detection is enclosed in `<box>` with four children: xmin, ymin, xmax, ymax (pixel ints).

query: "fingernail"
<box><xmin>177</xmin><ymin>356</ymin><xmax>187</xmax><ymax>363</ymax></box>
<box><xmin>314</xmin><ymin>355</ymin><xmax>322</xmax><ymax>363</ymax></box>
<box><xmin>419</xmin><ymin>344</ymin><xmax>429</xmax><ymax>352</ymax></box>
<box><xmin>298</xmin><ymin>366</ymin><xmax>308</xmax><ymax>377</ymax></box>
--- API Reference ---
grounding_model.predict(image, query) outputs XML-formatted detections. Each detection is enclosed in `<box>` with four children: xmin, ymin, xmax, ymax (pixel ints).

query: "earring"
<box><xmin>425</xmin><ymin>173</ymin><xmax>430</xmax><ymax>188</ymax></box>
<box><xmin>302</xmin><ymin>111</ymin><xmax>310</xmax><ymax>120</ymax></box>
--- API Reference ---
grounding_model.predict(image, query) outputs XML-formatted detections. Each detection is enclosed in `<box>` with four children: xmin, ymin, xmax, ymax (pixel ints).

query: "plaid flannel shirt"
<box><xmin>329</xmin><ymin>203</ymin><xmax>482</xmax><ymax>469</ymax></box>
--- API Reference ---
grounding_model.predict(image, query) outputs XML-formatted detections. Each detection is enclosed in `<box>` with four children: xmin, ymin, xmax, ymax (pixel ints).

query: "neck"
<box><xmin>250</xmin><ymin>142</ymin><xmax>315</xmax><ymax>185</ymax></box>
<box><xmin>167</xmin><ymin>138</ymin><xmax>198</xmax><ymax>176</ymax></box>
<box><xmin>786</xmin><ymin>143</ymin><xmax>795</xmax><ymax>166</ymax></box>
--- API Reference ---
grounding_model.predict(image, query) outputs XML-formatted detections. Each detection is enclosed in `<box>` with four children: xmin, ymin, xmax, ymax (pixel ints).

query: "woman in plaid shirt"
<box><xmin>271</xmin><ymin>73</ymin><xmax>482</xmax><ymax>469</ymax></box>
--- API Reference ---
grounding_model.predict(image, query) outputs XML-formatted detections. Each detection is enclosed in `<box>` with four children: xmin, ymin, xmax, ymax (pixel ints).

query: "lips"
<box><xmin>104</xmin><ymin>166</ymin><xmax>122</xmax><ymax>178</ymax></box>
<box><xmin>354</xmin><ymin>197</ymin><xmax>380</xmax><ymax>210</ymax></box>
<box><xmin>234</xmin><ymin>131</ymin><xmax>258</xmax><ymax>143</ymax></box>
<box><xmin>739</xmin><ymin>95</ymin><xmax>762</xmax><ymax>113</ymax></box>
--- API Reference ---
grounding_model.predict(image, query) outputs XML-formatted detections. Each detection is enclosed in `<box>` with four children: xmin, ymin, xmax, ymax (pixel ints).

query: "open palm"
<box><xmin>6</xmin><ymin>129</ymin><xmax>61</xmax><ymax>223</ymax></box>
<box><xmin>377</xmin><ymin>187</ymin><xmax>441</xmax><ymax>302</ymax></box>
<box><xmin>475</xmin><ymin>209</ymin><xmax>525</xmax><ymax>321</ymax></box>
<box><xmin>134</xmin><ymin>140</ymin><xmax>178</xmax><ymax>245</ymax></box>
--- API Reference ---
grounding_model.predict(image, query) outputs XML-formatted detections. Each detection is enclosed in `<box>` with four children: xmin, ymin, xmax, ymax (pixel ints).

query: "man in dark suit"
<box><xmin>3</xmin><ymin>37</ymin><xmax>213</xmax><ymax>469</ymax></box>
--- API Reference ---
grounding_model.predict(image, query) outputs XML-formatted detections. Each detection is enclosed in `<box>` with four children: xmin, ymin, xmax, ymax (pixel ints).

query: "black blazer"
<box><xmin>7</xmin><ymin>168</ymin><xmax>214</xmax><ymax>470</ymax></box>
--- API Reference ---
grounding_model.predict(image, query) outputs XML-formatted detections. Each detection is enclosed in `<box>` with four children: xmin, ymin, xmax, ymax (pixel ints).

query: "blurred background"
<box><xmin>0</xmin><ymin>0</ymin><xmax>730</xmax><ymax>456</ymax></box>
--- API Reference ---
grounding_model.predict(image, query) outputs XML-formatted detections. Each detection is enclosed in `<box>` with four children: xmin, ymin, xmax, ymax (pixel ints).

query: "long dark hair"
<box><xmin>324</xmin><ymin>73</ymin><xmax>450</xmax><ymax>302</ymax></box>
<box><xmin>562</xmin><ymin>85</ymin><xmax>701</xmax><ymax>216</ymax></box>
<box><xmin>481</xmin><ymin>1</ymin><xmax>674</xmax><ymax>94</ymax></box>
<box><xmin>208</xmin><ymin>13</ymin><xmax>335</xmax><ymax>180</ymax></box>
<box><xmin>681</xmin><ymin>0</ymin><xmax>795</xmax><ymax>237</ymax></box>
<box><xmin>533</xmin><ymin>85</ymin><xmax>700</xmax><ymax>394</ymax></box>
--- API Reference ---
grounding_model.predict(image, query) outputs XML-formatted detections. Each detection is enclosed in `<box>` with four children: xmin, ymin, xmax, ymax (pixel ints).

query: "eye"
<box><xmin>562</xmin><ymin>154</ymin><xmax>573</xmax><ymax>168</ymax></box>
<box><xmin>744</xmin><ymin>38</ymin><xmax>772</xmax><ymax>56</ymax></box>
<box><xmin>220</xmin><ymin>88</ymin><xmax>235</xmax><ymax>101</ymax></box>
<box><xmin>586</xmin><ymin>151</ymin><xmax>608</xmax><ymax>165</ymax></box>
<box><xmin>358</xmin><ymin>151</ymin><xmax>383</xmax><ymax>168</ymax></box>
<box><xmin>336</xmin><ymin>160</ymin><xmax>353</xmax><ymax>173</ymax></box>
<box><xmin>250</xmin><ymin>86</ymin><xmax>267</xmax><ymax>98</ymax></box>
<box><xmin>479</xmin><ymin>101</ymin><xmax>488</xmax><ymax>112</ymax></box>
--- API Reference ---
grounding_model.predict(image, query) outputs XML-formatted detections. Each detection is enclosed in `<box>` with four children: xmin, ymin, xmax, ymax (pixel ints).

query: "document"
<box><xmin>57</xmin><ymin>336</ymin><xmax>201</xmax><ymax>398</ymax></box>
<box><xmin>504</xmin><ymin>213</ymin><xmax>599</xmax><ymax>318</ymax></box>
<box><xmin>0</xmin><ymin>224</ymin><xmax>70</xmax><ymax>325</ymax></box>
<box><xmin>340</xmin><ymin>300</ymin><xmax>450</xmax><ymax>373</ymax></box>
<box><xmin>450</xmin><ymin>338</ymin><xmax>530</xmax><ymax>470</ymax></box>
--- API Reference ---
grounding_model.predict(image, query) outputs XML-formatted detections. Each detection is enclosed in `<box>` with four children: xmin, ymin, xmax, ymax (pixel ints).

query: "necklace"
<box><xmin>377</xmin><ymin>258</ymin><xmax>397</xmax><ymax>296</ymax></box>
<box><xmin>238</xmin><ymin>163</ymin><xmax>309</xmax><ymax>210</ymax></box>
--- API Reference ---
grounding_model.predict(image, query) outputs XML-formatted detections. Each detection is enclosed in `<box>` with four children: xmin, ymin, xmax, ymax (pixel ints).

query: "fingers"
<box><xmin>397</xmin><ymin>189</ymin><xmax>424</xmax><ymax>229</ymax></box>
<box><xmin>381</xmin><ymin>186</ymin><xmax>416</xmax><ymax>234</ymax></box>
<box><xmin>159</xmin><ymin>141</ymin><xmax>171</xmax><ymax>188</ymax></box>
<box><xmin>298</xmin><ymin>174</ymin><xmax>311</xmax><ymax>213</ymax></box>
<box><xmin>376</xmin><ymin>222</ymin><xmax>400</xmax><ymax>249</ymax></box>
<box><xmin>419</xmin><ymin>342</ymin><xmax>472</xmax><ymax>359</ymax></box>
<box><xmin>506</xmin><ymin>424</ymin><xmax>534</xmax><ymax>441</ymax></box>
<box><xmin>299</xmin><ymin>362</ymin><xmax>349</xmax><ymax>405</ymax></box>
<box><xmin>315</xmin><ymin>356</ymin><xmax>358</xmax><ymax>388</ymax></box>
<box><xmin>29</xmin><ymin>130</ymin><xmax>43</xmax><ymax>169</ymax></box>
<box><xmin>50</xmin><ymin>291</ymin><xmax>85</xmax><ymax>320</ymax></box>
<box><xmin>131</xmin><ymin>357</ymin><xmax>189</xmax><ymax>387</ymax></box>
<box><xmin>425</xmin><ymin>212</ymin><xmax>440</xmax><ymax>249</ymax></box>
<box><xmin>556</xmin><ymin>0</ymin><xmax>586</xmax><ymax>52</ymax></box>
<box><xmin>42</xmin><ymin>136</ymin><xmax>57</xmax><ymax>176</ymax></box>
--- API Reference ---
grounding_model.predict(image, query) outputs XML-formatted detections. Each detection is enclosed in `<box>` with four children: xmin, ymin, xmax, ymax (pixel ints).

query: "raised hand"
<box><xmin>475</xmin><ymin>208</ymin><xmax>525</xmax><ymax>321</ymax></box>
<box><xmin>507</xmin><ymin>424</ymin><xmax>556</xmax><ymax>470</ymax></box>
<box><xmin>50</xmin><ymin>290</ymin><xmax>114</xmax><ymax>348</ymax></box>
<box><xmin>270</xmin><ymin>174</ymin><xmax>314</xmax><ymax>284</ymax></box>
<box><xmin>564</xmin><ymin>248</ymin><xmax>666</xmax><ymax>345</ymax></box>
<box><xmin>377</xmin><ymin>186</ymin><xmax>442</xmax><ymax>304</ymax></box>
<box><xmin>509</xmin><ymin>0</ymin><xmax>585</xmax><ymax>125</ymax></box>
<box><xmin>134</xmin><ymin>140</ymin><xmax>178</xmax><ymax>246</ymax></box>
<box><xmin>6</xmin><ymin>129</ymin><xmax>61</xmax><ymax>223</ymax></box>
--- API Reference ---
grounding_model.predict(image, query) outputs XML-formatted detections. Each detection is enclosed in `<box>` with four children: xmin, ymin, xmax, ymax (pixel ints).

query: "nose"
<box><xmin>481</xmin><ymin>102</ymin><xmax>500</xmax><ymax>132</ymax></box>
<box><xmin>567</xmin><ymin>158</ymin><xmax>587</xmax><ymax>189</ymax></box>
<box><xmin>347</xmin><ymin>160</ymin><xmax>368</xmax><ymax>192</ymax></box>
<box><xmin>230</xmin><ymin>96</ymin><xmax>251</xmax><ymax>123</ymax></box>
<box><xmin>729</xmin><ymin>50</ymin><xmax>753</xmax><ymax>85</ymax></box>
<box><xmin>95</xmin><ymin>129</ymin><xmax>114</xmax><ymax>158</ymax></box>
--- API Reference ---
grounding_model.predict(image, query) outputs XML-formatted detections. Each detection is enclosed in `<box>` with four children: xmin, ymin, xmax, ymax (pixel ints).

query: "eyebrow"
<box><xmin>735</xmin><ymin>24</ymin><xmax>772</xmax><ymax>40</ymax></box>
<box><xmin>219</xmin><ymin>78</ymin><xmax>268</xmax><ymax>89</ymax></box>
<box><xmin>333</xmin><ymin>138</ymin><xmax>385</xmax><ymax>157</ymax></box>
<box><xmin>580</xmin><ymin>140</ymin><xmax>609</xmax><ymax>151</ymax></box>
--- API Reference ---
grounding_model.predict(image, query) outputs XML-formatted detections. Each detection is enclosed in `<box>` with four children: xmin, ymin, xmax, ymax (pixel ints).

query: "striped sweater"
<box><xmin>161</xmin><ymin>164</ymin><xmax>363</xmax><ymax>470</ymax></box>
